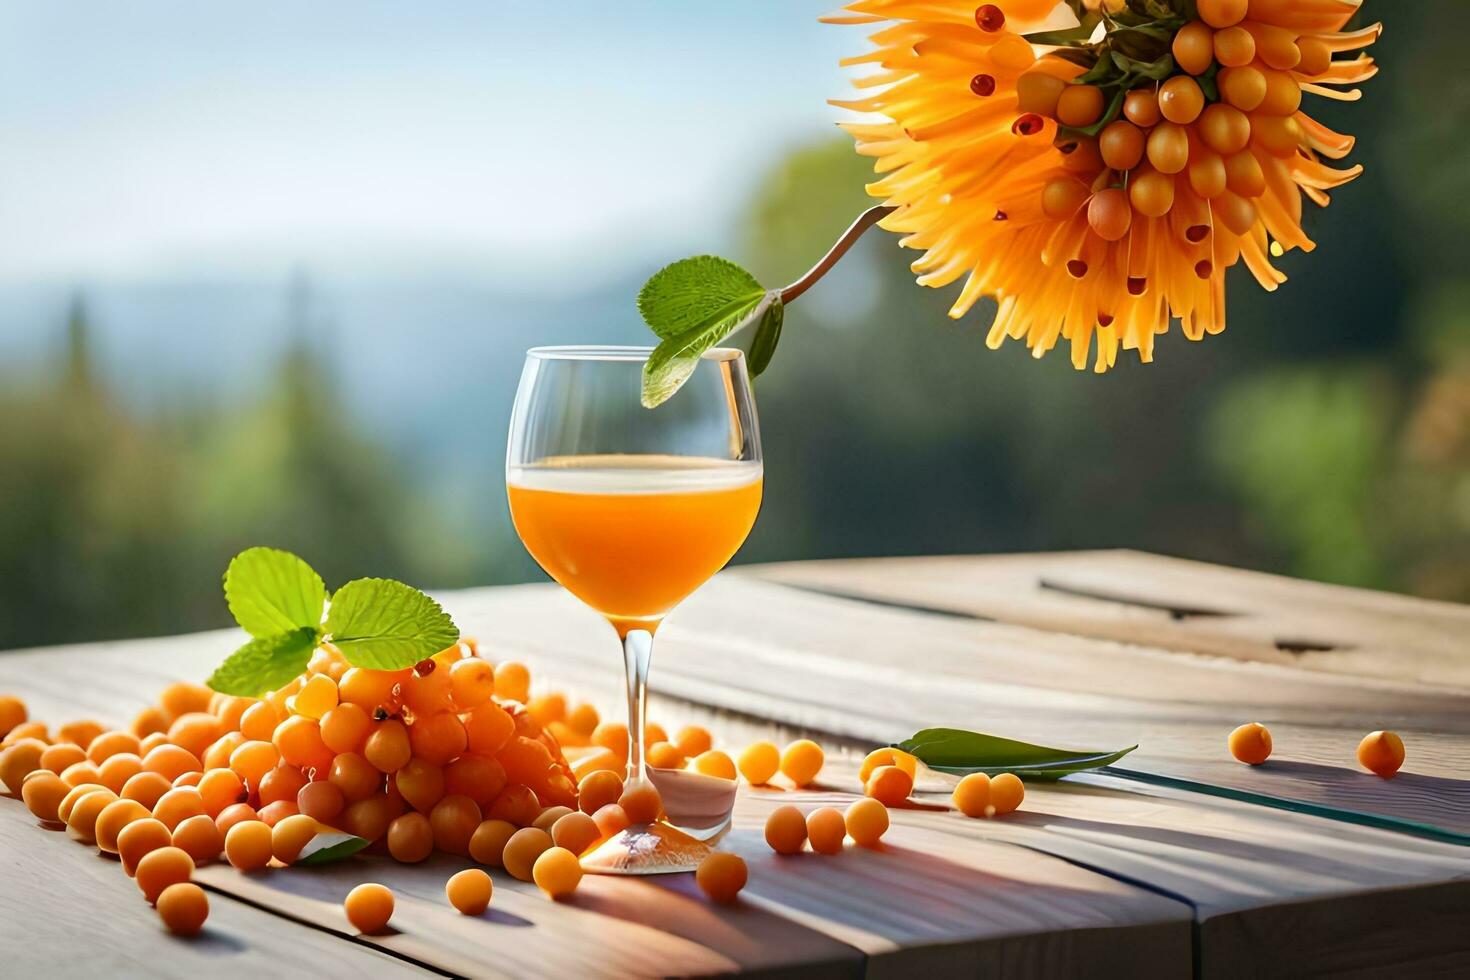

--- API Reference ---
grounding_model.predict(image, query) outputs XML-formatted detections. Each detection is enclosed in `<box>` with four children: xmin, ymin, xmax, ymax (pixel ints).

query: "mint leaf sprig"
<box><xmin>207</xmin><ymin>547</ymin><xmax>459</xmax><ymax>697</ymax></box>
<box><xmin>638</xmin><ymin>205</ymin><xmax>893</xmax><ymax>408</ymax></box>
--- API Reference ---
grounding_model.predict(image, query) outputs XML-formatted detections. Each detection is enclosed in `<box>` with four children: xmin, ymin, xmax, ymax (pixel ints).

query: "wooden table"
<box><xmin>3</xmin><ymin>551</ymin><xmax>1469</xmax><ymax>978</ymax></box>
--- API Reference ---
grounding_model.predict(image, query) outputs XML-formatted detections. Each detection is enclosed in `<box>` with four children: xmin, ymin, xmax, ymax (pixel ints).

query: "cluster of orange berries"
<box><xmin>995</xmin><ymin>0</ymin><xmax>1329</xmax><ymax>251</ymax></box>
<box><xmin>1227</xmin><ymin>722</ymin><xmax>1406</xmax><ymax>778</ymax></box>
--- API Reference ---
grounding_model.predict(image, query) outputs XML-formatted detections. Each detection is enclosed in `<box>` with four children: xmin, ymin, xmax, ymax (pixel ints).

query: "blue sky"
<box><xmin>0</xmin><ymin>1</ymin><xmax>857</xmax><ymax>287</ymax></box>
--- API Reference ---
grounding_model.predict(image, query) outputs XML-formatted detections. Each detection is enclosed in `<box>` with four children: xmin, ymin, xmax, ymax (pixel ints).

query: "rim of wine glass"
<box><xmin>525</xmin><ymin>345</ymin><xmax>744</xmax><ymax>363</ymax></box>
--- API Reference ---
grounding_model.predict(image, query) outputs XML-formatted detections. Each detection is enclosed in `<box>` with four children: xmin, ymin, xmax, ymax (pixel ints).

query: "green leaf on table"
<box><xmin>897</xmin><ymin>727</ymin><xmax>1137</xmax><ymax>781</ymax></box>
<box><xmin>296</xmin><ymin>832</ymin><xmax>373</xmax><ymax>866</ymax></box>
<box><xmin>325</xmin><ymin>578</ymin><xmax>459</xmax><ymax>670</ymax></box>
<box><xmin>224</xmin><ymin>547</ymin><xmax>327</xmax><ymax>639</ymax></box>
<box><xmin>637</xmin><ymin>254</ymin><xmax>775</xmax><ymax>407</ymax></box>
<box><xmin>207</xmin><ymin>627</ymin><xmax>319</xmax><ymax>697</ymax></box>
<box><xmin>747</xmin><ymin>297</ymin><xmax>784</xmax><ymax>378</ymax></box>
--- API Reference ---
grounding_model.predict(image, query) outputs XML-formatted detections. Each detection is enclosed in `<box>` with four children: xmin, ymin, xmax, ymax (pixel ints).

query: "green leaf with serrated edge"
<box><xmin>641</xmin><ymin>290</ymin><xmax>775</xmax><ymax>409</ymax></box>
<box><xmin>637</xmin><ymin>255</ymin><xmax>766</xmax><ymax>341</ymax></box>
<box><xmin>224</xmin><ymin>547</ymin><xmax>327</xmax><ymax>639</ymax></box>
<box><xmin>747</xmin><ymin>298</ymin><xmax>784</xmax><ymax>378</ymax></box>
<box><xmin>207</xmin><ymin>627</ymin><xmax>318</xmax><ymax>697</ymax></box>
<box><xmin>296</xmin><ymin>832</ymin><xmax>372</xmax><ymax>866</ymax></box>
<box><xmin>325</xmin><ymin>578</ymin><xmax>459</xmax><ymax>670</ymax></box>
<box><xmin>895</xmin><ymin>727</ymin><xmax>1137</xmax><ymax>782</ymax></box>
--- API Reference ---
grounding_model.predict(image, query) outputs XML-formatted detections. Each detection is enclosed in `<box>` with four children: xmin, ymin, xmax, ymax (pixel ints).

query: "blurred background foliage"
<box><xmin>2</xmin><ymin>3</ymin><xmax>1467</xmax><ymax>650</ymax></box>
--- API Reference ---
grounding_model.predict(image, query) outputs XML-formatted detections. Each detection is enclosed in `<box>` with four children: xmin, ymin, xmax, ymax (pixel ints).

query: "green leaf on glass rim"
<box><xmin>637</xmin><ymin>255</ymin><xmax>766</xmax><ymax>341</ymax></box>
<box><xmin>642</xmin><ymin>289</ymin><xmax>777</xmax><ymax>409</ymax></box>
<box><xmin>224</xmin><ymin>547</ymin><xmax>327</xmax><ymax>639</ymax></box>
<box><xmin>325</xmin><ymin>578</ymin><xmax>459</xmax><ymax>670</ymax></box>
<box><xmin>207</xmin><ymin>627</ymin><xmax>318</xmax><ymax>697</ymax></box>
<box><xmin>296</xmin><ymin>832</ymin><xmax>372</xmax><ymax>866</ymax></box>
<box><xmin>747</xmin><ymin>297</ymin><xmax>784</xmax><ymax>378</ymax></box>
<box><xmin>896</xmin><ymin>727</ymin><xmax>1137</xmax><ymax>781</ymax></box>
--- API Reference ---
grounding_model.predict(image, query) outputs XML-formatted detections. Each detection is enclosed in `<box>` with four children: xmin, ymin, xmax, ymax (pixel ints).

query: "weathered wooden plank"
<box><xmin>0</xmin><ymin>797</ymin><xmax>425</xmax><ymax>979</ymax></box>
<box><xmin>747</xmin><ymin>552</ymin><xmax>1470</xmax><ymax>688</ymax></box>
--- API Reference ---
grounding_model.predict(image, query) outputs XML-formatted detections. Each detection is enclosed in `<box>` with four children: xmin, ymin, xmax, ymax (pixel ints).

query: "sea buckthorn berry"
<box><xmin>297</xmin><ymin>779</ymin><xmax>346</xmax><ymax>823</ymax></box>
<box><xmin>408</xmin><ymin>712</ymin><xmax>467</xmax><ymax>766</ymax></box>
<box><xmin>66</xmin><ymin>787</ymin><xmax>118</xmax><ymax>842</ymax></box>
<box><xmin>1197</xmin><ymin>0</ymin><xmax>1245</xmax><ymax>28</ymax></box>
<box><xmin>157</xmin><ymin>882</ymin><xmax>209</xmax><ymax>937</ymax></box>
<box><xmin>365</xmin><ymin>720</ymin><xmax>412</xmax><ymax>773</ymax></box>
<box><xmin>1228</xmin><ymin>722</ymin><xmax>1273</xmax><ymax>765</ymax></box>
<box><xmin>1098</xmin><ymin>120</ymin><xmax>1145</xmax><ymax>171</ymax></box>
<box><xmin>21</xmin><ymin>770</ymin><xmax>69</xmax><ymax>823</ymax></box>
<box><xmin>765</xmin><ymin>805</ymin><xmax>808</xmax><ymax>855</ymax></box>
<box><xmin>0</xmin><ymin>738</ymin><xmax>47</xmax><ymax>794</ymax></box>
<box><xmin>289</xmin><ymin>675</ymin><xmax>338</xmax><ymax>722</ymax></box>
<box><xmin>503</xmin><ymin>826</ymin><xmax>554</xmax><ymax>882</ymax></box>
<box><xmin>578</xmin><ymin>769</ymin><xmax>624</xmax><ymax>814</ymax></box>
<box><xmin>1296</xmin><ymin>37</ymin><xmax>1331</xmax><ymax>78</ymax></box>
<box><xmin>953</xmin><ymin>773</ymin><xmax>992</xmax><ymax>817</ymax></box>
<box><xmin>136</xmin><ymin>846</ymin><xmax>195</xmax><ymax>905</ymax></box>
<box><xmin>341</xmin><ymin>794</ymin><xmax>394</xmax><ymax>839</ymax></box>
<box><xmin>465</xmin><ymin>702</ymin><xmax>516</xmax><ymax>757</ymax></box>
<box><xmin>212</xmin><ymin>695</ymin><xmax>253</xmax><ymax>731</ymax></box>
<box><xmin>174</xmin><ymin>770</ymin><xmax>204</xmax><ymax>789</ymax></box>
<box><xmin>57</xmin><ymin>719</ymin><xmax>106</xmax><ymax>749</ymax></box>
<box><xmin>1088</xmin><ymin>188</ymin><xmax>1132</xmax><ymax>242</ymax></box>
<box><xmin>4</xmin><ymin>721</ymin><xmax>48</xmax><ymax>746</ymax></box>
<box><xmin>90</xmin><ymin>730</ymin><xmax>143</xmax><ymax>765</ymax></box>
<box><xmin>273</xmin><ymin>716</ymin><xmax>332</xmax><ymax>774</ymax></box>
<box><xmin>119</xmin><ymin>818</ymin><xmax>173</xmax><ymax>876</ymax></box>
<box><xmin>1041</xmin><ymin>178</ymin><xmax>1089</xmax><ymax>219</ymax></box>
<box><xmin>696</xmin><ymin>852</ymin><xmax>747</xmax><ymax>903</ymax></box>
<box><xmin>168</xmin><ymin>712</ymin><xmax>225</xmax><ymax>760</ymax></box>
<box><xmin>1216</xmin><ymin>189</ymin><xmax>1257</xmax><ymax>235</ymax></box>
<box><xmin>144</xmin><ymin>744</ymin><xmax>203</xmax><ymax>783</ymax></box>
<box><xmin>674</xmin><ymin>725</ymin><xmax>713</xmax><ymax>759</ymax></box>
<box><xmin>1016</xmin><ymin>71</ymin><xmax>1065</xmax><ymax>117</ymax></box>
<box><xmin>224</xmin><ymin>820</ymin><xmax>273</xmax><ymax>870</ymax></box>
<box><xmin>1357</xmin><ymin>731</ymin><xmax>1404</xmax><ymax>778</ymax></box>
<box><xmin>172</xmin><ymin>813</ymin><xmax>225</xmax><ymax>864</ymax></box>
<box><xmin>1185</xmin><ymin>149</ymin><xmax>1227</xmax><ymax>199</ymax></box>
<box><xmin>534</xmin><ymin>805</ymin><xmax>575</xmax><ymax>832</ymax></box>
<box><xmin>738</xmin><ymin>741</ymin><xmax>781</xmax><ymax>785</ymax></box>
<box><xmin>571</xmin><ymin>747</ymin><xmax>620</xmax><ymax>781</ymax></box>
<box><xmin>198</xmin><ymin>768</ymin><xmax>245</xmax><ymax>817</ymax></box>
<box><xmin>844</xmin><ymin>797</ymin><xmax>890</xmax><ymax>847</ymax></box>
<box><xmin>154</xmin><ymin>787</ymin><xmax>208</xmax><ymax>831</ymax></box>
<box><xmin>647</xmin><ymin>741</ymin><xmax>686</xmax><ymax>770</ymax></box>
<box><xmin>551</xmin><ymin>810</ymin><xmax>601</xmax><ymax>855</ymax></box>
<box><xmin>1056</xmin><ymin>84</ymin><xmax>1104</xmax><ymax>128</ymax></box>
<box><xmin>0</xmin><ymin>695</ymin><xmax>27</xmax><ymax>738</ymax></box>
<box><xmin>55</xmin><ymin>783</ymin><xmax>106</xmax><ymax>824</ymax></box>
<box><xmin>121</xmin><ymin>770</ymin><xmax>172</xmax><ymax>810</ymax></box>
<box><xmin>258</xmin><ymin>799</ymin><xmax>300</xmax><ymax>828</ymax></box>
<box><xmin>160</xmin><ymin>682</ymin><xmax>213</xmax><ymax>722</ymax></box>
<box><xmin>493</xmin><ymin>662</ymin><xmax>531</xmax><ymax>704</ymax></box>
<box><xmin>644</xmin><ymin>722</ymin><xmax>669</xmax><ymax>748</ymax></box>
<box><xmin>328</xmin><ymin>752</ymin><xmax>381</xmax><ymax>802</ymax></box>
<box><xmin>447</xmin><ymin>868</ymin><xmax>493</xmax><ymax>915</ymax></box>
<box><xmin>215</xmin><ymin>802</ymin><xmax>260</xmax><ymax>837</ymax></box>
<box><xmin>990</xmin><ymin>773</ymin><xmax>1025</xmax><ymax>815</ymax></box>
<box><xmin>239</xmin><ymin>702</ymin><xmax>280</xmax><ymax>742</ymax></box>
<box><xmin>338</xmin><ymin>667</ymin><xmax>407</xmax><ymax>713</ymax></box>
<box><xmin>319</xmin><ymin>704</ymin><xmax>370</xmax><ymax>756</ymax></box>
<box><xmin>1159</xmin><ymin>76</ymin><xmax>1205</xmax><ymax>124</ymax></box>
<box><xmin>95</xmin><ymin>798</ymin><xmax>151</xmax><ymax>852</ymax></box>
<box><xmin>1225</xmin><ymin>150</ymin><xmax>1266</xmax><ymax>198</ymax></box>
<box><xmin>469</xmin><ymin>818</ymin><xmax>518</xmax><ymax>866</ymax></box>
<box><xmin>61</xmin><ymin>761</ymin><xmax>103</xmax><ymax>787</ymax></box>
<box><xmin>973</xmin><ymin>4</ymin><xmax>1003</xmax><ymax>32</ymax></box>
<box><xmin>258</xmin><ymin>764</ymin><xmax>308</xmax><ymax>806</ymax></box>
<box><xmin>592</xmin><ymin>803</ymin><xmax>630</xmax><ymax>840</ymax></box>
<box><xmin>444</xmin><ymin>753</ymin><xmax>508</xmax><ymax>808</ymax></box>
<box><xmin>41</xmin><ymin>742</ymin><xmax>87</xmax><ymax>775</ymax></box>
<box><xmin>527</xmin><ymin>693</ymin><xmax>567</xmax><ymax>728</ymax></box>
<box><xmin>270</xmin><ymin>813</ymin><xmax>322</xmax><ymax>865</ymax></box>
<box><xmin>619</xmin><ymin>780</ymin><xmax>663</xmax><ymax>824</ymax></box>
<box><xmin>780</xmin><ymin>740</ymin><xmax>825</xmax><ymax>787</ymax></box>
<box><xmin>865</xmin><ymin>765</ymin><xmax>915</xmax><ymax>806</ymax></box>
<box><xmin>395</xmin><ymin>758</ymin><xmax>446</xmax><ymax>814</ymax></box>
<box><xmin>131</xmin><ymin>706</ymin><xmax>169</xmax><ymax>739</ymax></box>
<box><xmin>488</xmin><ymin>783</ymin><xmax>542</xmax><ymax>826</ymax></box>
<box><xmin>1131</xmin><ymin>168</ymin><xmax>1178</xmax><ymax>215</ymax></box>
<box><xmin>1172</xmin><ymin>20</ymin><xmax>1214</xmax><ymax>75</ymax></box>
<box><xmin>1199</xmin><ymin>103</ymin><xmax>1251</xmax><ymax>155</ymax></box>
<box><xmin>139</xmin><ymin>732</ymin><xmax>169</xmax><ymax>755</ymax></box>
<box><xmin>98</xmin><ymin>753</ymin><xmax>144</xmax><ymax>793</ymax></box>
<box><xmin>806</xmin><ymin>807</ymin><xmax>847</xmax><ymax>854</ymax></box>
<box><xmin>228</xmin><ymin>740</ymin><xmax>279</xmax><ymax>787</ymax></box>
<box><xmin>1258</xmin><ymin>70</ymin><xmax>1301</xmax><ymax>116</ymax></box>
<box><xmin>448</xmin><ymin>658</ymin><xmax>495</xmax><ymax>711</ymax></box>
<box><xmin>344</xmin><ymin>883</ymin><xmax>395</xmax><ymax>934</ymax></box>
<box><xmin>1146</xmin><ymin>122</ymin><xmax>1190</xmax><ymax>174</ymax></box>
<box><xmin>1122</xmin><ymin>89</ymin><xmax>1161</xmax><ymax>127</ymax></box>
<box><xmin>692</xmin><ymin>750</ymin><xmax>737</xmax><ymax>780</ymax></box>
<box><xmin>591</xmin><ymin>721</ymin><xmax>630</xmax><ymax>761</ymax></box>
<box><xmin>203</xmin><ymin>732</ymin><xmax>246</xmax><ymax>772</ymax></box>
<box><xmin>1218</xmin><ymin>65</ymin><xmax>1266</xmax><ymax>112</ymax></box>
<box><xmin>1213</xmin><ymin>25</ymin><xmax>1255</xmax><ymax>67</ymax></box>
<box><xmin>430</xmin><ymin>794</ymin><xmax>482</xmax><ymax>855</ymax></box>
<box><xmin>567</xmin><ymin>703</ymin><xmax>600</xmax><ymax>737</ymax></box>
<box><xmin>533</xmin><ymin>846</ymin><xmax>583</xmax><ymax>899</ymax></box>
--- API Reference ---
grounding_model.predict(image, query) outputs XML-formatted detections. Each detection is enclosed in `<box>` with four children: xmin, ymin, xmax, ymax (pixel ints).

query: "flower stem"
<box><xmin>778</xmin><ymin>205</ymin><xmax>895</xmax><ymax>305</ymax></box>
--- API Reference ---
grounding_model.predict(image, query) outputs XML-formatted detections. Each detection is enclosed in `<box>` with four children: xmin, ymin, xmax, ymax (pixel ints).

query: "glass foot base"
<box><xmin>579</xmin><ymin>821</ymin><xmax>712</xmax><ymax>875</ymax></box>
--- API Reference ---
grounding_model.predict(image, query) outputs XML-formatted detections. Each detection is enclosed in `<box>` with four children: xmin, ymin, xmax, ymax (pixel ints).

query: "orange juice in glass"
<box><xmin>505</xmin><ymin>347</ymin><xmax>761</xmax><ymax>873</ymax></box>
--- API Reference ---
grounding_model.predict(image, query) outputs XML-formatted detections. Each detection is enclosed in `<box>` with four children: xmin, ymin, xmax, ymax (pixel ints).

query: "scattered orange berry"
<box><xmin>864</xmin><ymin>765</ymin><xmax>914</xmax><ymax>806</ymax></box>
<box><xmin>989</xmin><ymin>773</ymin><xmax>1025</xmax><ymax>816</ymax></box>
<box><xmin>136</xmin><ymin>846</ymin><xmax>195</xmax><ymax>904</ymax></box>
<box><xmin>952</xmin><ymin>773</ymin><xmax>991</xmax><ymax>818</ymax></box>
<box><xmin>1228</xmin><ymin>722</ymin><xmax>1273</xmax><ymax>765</ymax></box>
<box><xmin>157</xmin><ymin>882</ymin><xmax>209</xmax><ymax>937</ymax></box>
<box><xmin>447</xmin><ymin>868</ymin><xmax>494</xmax><ymax>915</ymax></box>
<box><xmin>806</xmin><ymin>807</ymin><xmax>846</xmax><ymax>854</ymax></box>
<box><xmin>737</xmin><ymin>742</ymin><xmax>780</xmax><ymax>785</ymax></box>
<box><xmin>780</xmin><ymin>740</ymin><xmax>824</xmax><ymax>787</ymax></box>
<box><xmin>844</xmin><ymin>798</ymin><xmax>889</xmax><ymax>848</ymax></box>
<box><xmin>696</xmin><ymin>852</ymin><xmax>747</xmax><ymax>904</ymax></box>
<box><xmin>764</xmin><ymin>805</ymin><xmax>807</xmax><ymax>855</ymax></box>
<box><xmin>532</xmin><ymin>846</ymin><xmax>583</xmax><ymax>899</ymax></box>
<box><xmin>344</xmin><ymin>883</ymin><xmax>395</xmax><ymax>934</ymax></box>
<box><xmin>1357</xmin><ymin>731</ymin><xmax>1405</xmax><ymax>778</ymax></box>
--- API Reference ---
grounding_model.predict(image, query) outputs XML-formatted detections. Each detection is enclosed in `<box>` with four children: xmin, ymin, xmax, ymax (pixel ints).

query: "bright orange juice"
<box><xmin>507</xmin><ymin>455</ymin><xmax>762</xmax><ymax>634</ymax></box>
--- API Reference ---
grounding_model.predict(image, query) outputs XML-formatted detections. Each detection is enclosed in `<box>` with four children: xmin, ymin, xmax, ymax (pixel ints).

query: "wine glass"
<box><xmin>505</xmin><ymin>346</ymin><xmax>762</xmax><ymax>873</ymax></box>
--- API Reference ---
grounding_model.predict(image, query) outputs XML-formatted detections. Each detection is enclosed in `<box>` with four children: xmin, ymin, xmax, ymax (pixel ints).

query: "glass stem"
<box><xmin>621</xmin><ymin>628</ymin><xmax>654</xmax><ymax>785</ymax></box>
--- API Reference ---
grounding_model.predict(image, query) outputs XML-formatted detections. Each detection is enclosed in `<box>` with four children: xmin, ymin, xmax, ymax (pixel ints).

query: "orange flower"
<box><xmin>825</xmin><ymin>0</ymin><xmax>1379</xmax><ymax>371</ymax></box>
